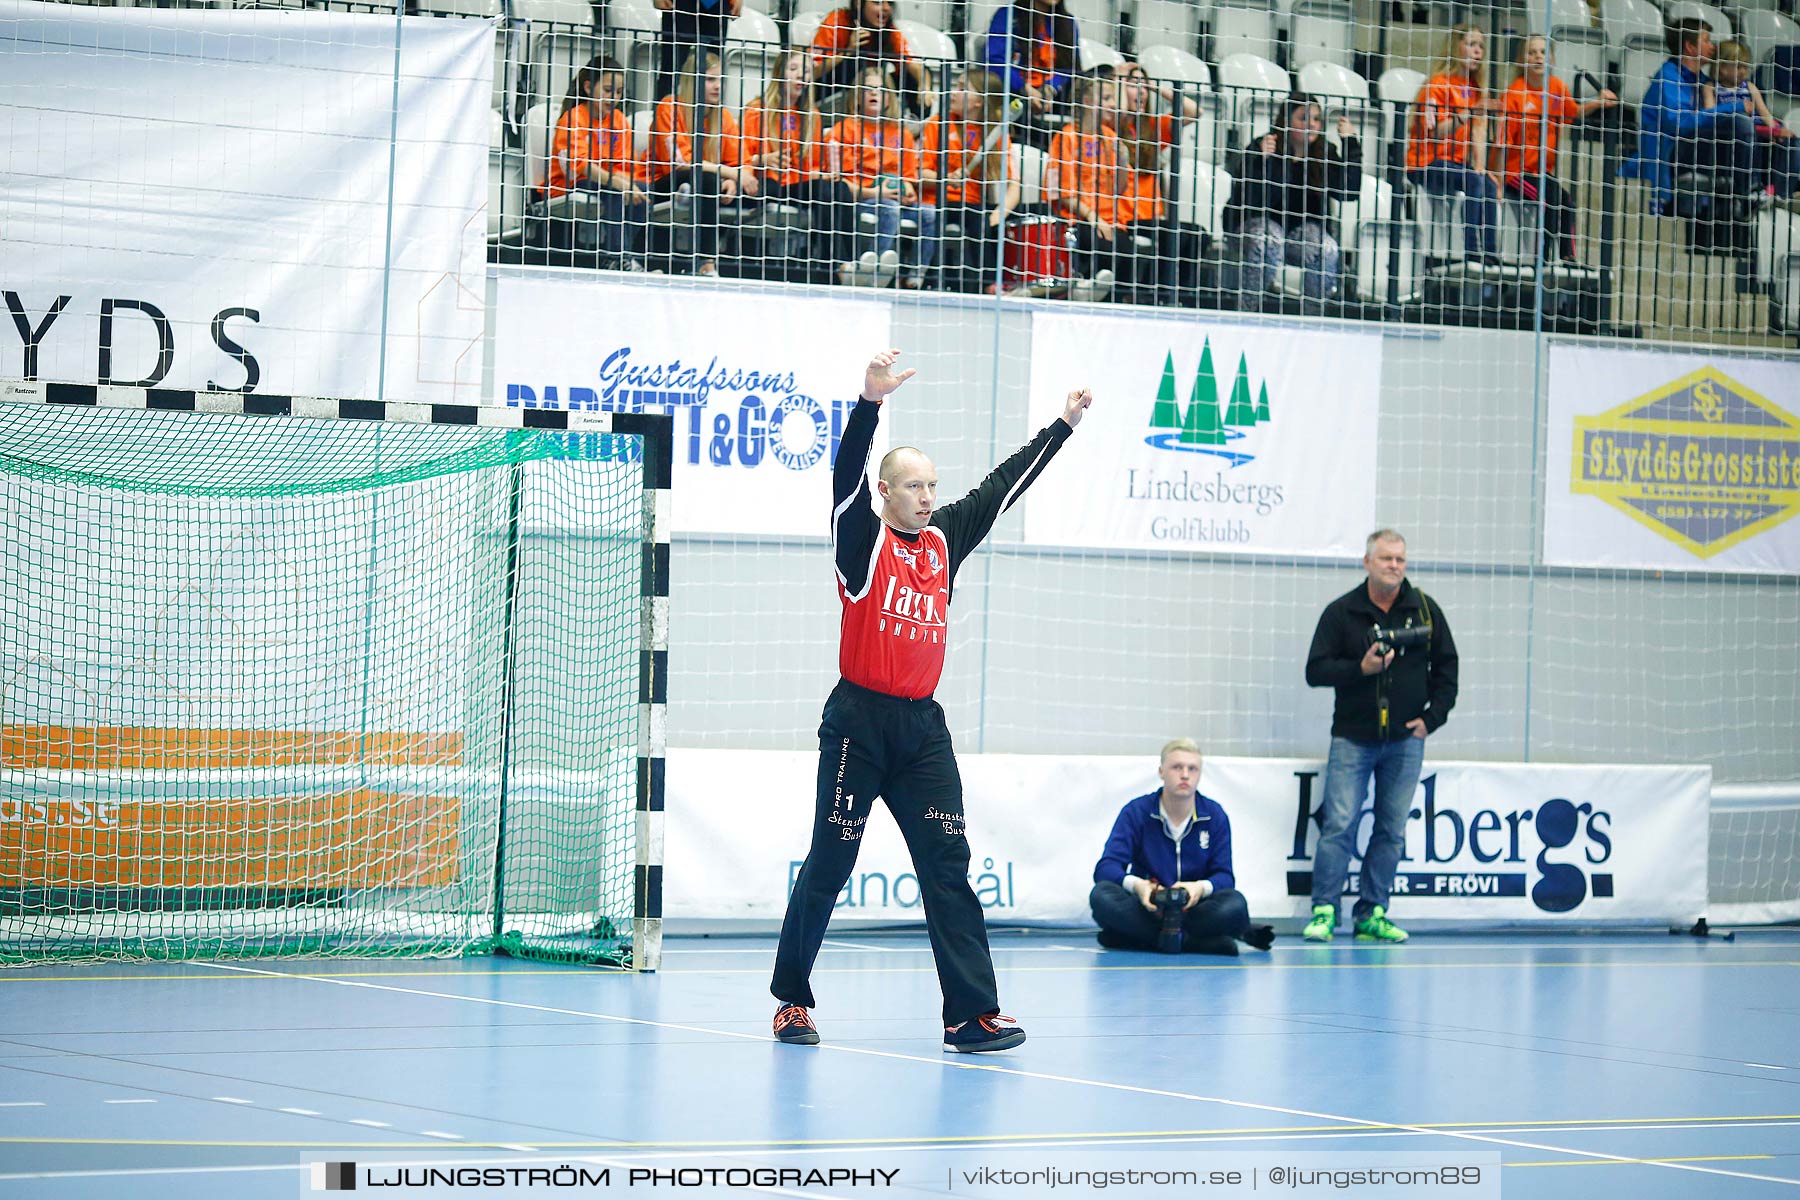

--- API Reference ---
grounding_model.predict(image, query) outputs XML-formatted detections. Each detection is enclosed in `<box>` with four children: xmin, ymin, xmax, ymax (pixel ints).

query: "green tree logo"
<box><xmin>1146</xmin><ymin>339</ymin><xmax>1268</xmax><ymax>465</ymax></box>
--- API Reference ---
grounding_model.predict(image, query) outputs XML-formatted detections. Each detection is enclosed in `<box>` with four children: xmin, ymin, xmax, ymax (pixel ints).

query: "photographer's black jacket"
<box><xmin>1305</xmin><ymin>579</ymin><xmax>1458</xmax><ymax>742</ymax></box>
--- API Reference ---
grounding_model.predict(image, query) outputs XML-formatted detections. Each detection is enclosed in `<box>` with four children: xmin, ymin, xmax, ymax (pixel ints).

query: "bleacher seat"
<box><xmin>1211</xmin><ymin>0</ymin><xmax>1278</xmax><ymax>65</ymax></box>
<box><xmin>1216</xmin><ymin>52</ymin><xmax>1290</xmax><ymax>149</ymax></box>
<box><xmin>1525</xmin><ymin>0</ymin><xmax>1598</xmax><ymax>35</ymax></box>
<box><xmin>1081</xmin><ymin>38</ymin><xmax>1125</xmax><ymax>70</ymax></box>
<box><xmin>895</xmin><ymin>18</ymin><xmax>955</xmax><ymax>62</ymax></box>
<box><xmin>1601</xmin><ymin>0</ymin><xmax>1665</xmax><ymax>48</ymax></box>
<box><xmin>601</xmin><ymin>0</ymin><xmax>661</xmax><ymax>103</ymax></box>
<box><xmin>1662</xmin><ymin>0</ymin><xmax>1732</xmax><ymax>41</ymax></box>
<box><xmin>1758</xmin><ymin>206</ymin><xmax>1800</xmax><ymax>328</ymax></box>
<box><xmin>1010</xmin><ymin>142</ymin><xmax>1049</xmax><ymax>208</ymax></box>
<box><xmin>1172</xmin><ymin>157</ymin><xmax>1233</xmax><ymax>243</ymax></box>
<box><xmin>1551</xmin><ymin>28</ymin><xmax>1611</xmax><ymax>96</ymax></box>
<box><xmin>1377</xmin><ymin>66</ymin><xmax>1424</xmax><ymax>104</ymax></box>
<box><xmin>1737</xmin><ymin>9</ymin><xmax>1800</xmax><ymax>63</ymax></box>
<box><xmin>795</xmin><ymin>0</ymin><xmax>841</xmax><ymax>15</ymax></box>
<box><xmin>724</xmin><ymin>10</ymin><xmax>780</xmax><ymax>111</ymax></box>
<box><xmin>788</xmin><ymin>10</ymin><xmax>827</xmax><ymax>50</ymax></box>
<box><xmin>1133</xmin><ymin>0</ymin><xmax>1203</xmax><ymax>55</ymax></box>
<box><xmin>1337</xmin><ymin>175</ymin><xmax>1415</xmax><ymax>303</ymax></box>
<box><xmin>534</xmin><ymin>25</ymin><xmax>605</xmax><ymax>112</ymax></box>
<box><xmin>1289</xmin><ymin>0</ymin><xmax>1354</xmax><ymax>71</ymax></box>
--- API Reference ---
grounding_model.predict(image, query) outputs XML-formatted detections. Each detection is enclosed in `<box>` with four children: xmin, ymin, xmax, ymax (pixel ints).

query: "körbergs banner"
<box><xmin>1546</xmin><ymin>345</ymin><xmax>1800</xmax><ymax>573</ymax></box>
<box><xmin>669</xmin><ymin>750</ymin><xmax>1709</xmax><ymax>924</ymax></box>
<box><xmin>0</xmin><ymin>2</ymin><xmax>490</xmax><ymax>402</ymax></box>
<box><xmin>1022</xmin><ymin>311</ymin><xmax>1381</xmax><ymax>556</ymax></box>
<box><xmin>490</xmin><ymin>273</ymin><xmax>891</xmax><ymax>535</ymax></box>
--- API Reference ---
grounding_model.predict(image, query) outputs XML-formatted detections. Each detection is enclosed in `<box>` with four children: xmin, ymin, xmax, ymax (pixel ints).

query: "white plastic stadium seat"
<box><xmin>1081</xmin><ymin>38</ymin><xmax>1125</xmax><ymax>70</ymax></box>
<box><xmin>1525</xmin><ymin>0</ymin><xmax>1596</xmax><ymax>34</ymax></box>
<box><xmin>1216</xmin><ymin>52</ymin><xmax>1290</xmax><ymax>148</ymax></box>
<box><xmin>1211</xmin><ymin>0</ymin><xmax>1277</xmax><ymax>65</ymax></box>
<box><xmin>1662</xmin><ymin>0</ymin><xmax>1732</xmax><ymax>41</ymax></box>
<box><xmin>1551</xmin><ymin>29</ymin><xmax>1611</xmax><ymax>95</ymax></box>
<box><xmin>1299</xmin><ymin>61</ymin><xmax>1377</xmax><ymax>173</ymax></box>
<box><xmin>788</xmin><ymin>10</ymin><xmax>828</xmax><ymax>50</ymax></box>
<box><xmin>1289</xmin><ymin>0</ymin><xmax>1353</xmax><ymax>70</ymax></box>
<box><xmin>1134</xmin><ymin>0</ymin><xmax>1202</xmax><ymax>54</ymax></box>
<box><xmin>1601</xmin><ymin>0</ymin><xmax>1664</xmax><ymax>48</ymax></box>
<box><xmin>1378</xmin><ymin>66</ymin><xmax>1424</xmax><ymax>105</ymax></box>
<box><xmin>895</xmin><ymin>18</ymin><xmax>955</xmax><ymax>62</ymax></box>
<box><xmin>1737</xmin><ymin>10</ymin><xmax>1799</xmax><ymax>63</ymax></box>
<box><xmin>1140</xmin><ymin>47</ymin><xmax>1219</xmax><ymax>164</ymax></box>
<box><xmin>512</xmin><ymin>0</ymin><xmax>593</xmax><ymax>22</ymax></box>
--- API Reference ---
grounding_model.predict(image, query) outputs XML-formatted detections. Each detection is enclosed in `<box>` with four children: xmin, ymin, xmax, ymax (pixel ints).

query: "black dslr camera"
<box><xmin>1151</xmin><ymin>886</ymin><xmax>1188</xmax><ymax>954</ymax></box>
<box><xmin>1369</xmin><ymin>622</ymin><xmax>1430</xmax><ymax>656</ymax></box>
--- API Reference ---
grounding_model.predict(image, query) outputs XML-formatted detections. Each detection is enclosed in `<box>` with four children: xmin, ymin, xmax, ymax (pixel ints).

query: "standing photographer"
<box><xmin>1090</xmin><ymin>739</ymin><xmax>1275</xmax><ymax>956</ymax></box>
<box><xmin>1302</xmin><ymin>529</ymin><xmax>1459</xmax><ymax>944</ymax></box>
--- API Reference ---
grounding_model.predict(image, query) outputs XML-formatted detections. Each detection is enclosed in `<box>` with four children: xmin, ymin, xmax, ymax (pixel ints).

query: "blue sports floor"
<box><xmin>1</xmin><ymin>930</ymin><xmax>1797</xmax><ymax>1198</ymax></box>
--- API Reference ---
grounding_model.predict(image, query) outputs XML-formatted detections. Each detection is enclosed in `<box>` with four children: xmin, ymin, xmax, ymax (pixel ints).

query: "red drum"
<box><xmin>1002</xmin><ymin>215</ymin><xmax>1074</xmax><ymax>292</ymax></box>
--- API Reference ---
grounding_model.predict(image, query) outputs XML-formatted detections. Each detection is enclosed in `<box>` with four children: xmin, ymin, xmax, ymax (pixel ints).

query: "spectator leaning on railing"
<box><xmin>741</xmin><ymin>49</ymin><xmax>861</xmax><ymax>281</ymax></box>
<box><xmin>651</xmin><ymin>51</ymin><xmax>757</xmax><ymax>277</ymax></box>
<box><xmin>828</xmin><ymin>67</ymin><xmax>939</xmax><ymax>288</ymax></box>
<box><xmin>547</xmin><ymin>56</ymin><xmax>650</xmax><ymax>271</ymax></box>
<box><xmin>984</xmin><ymin>0</ymin><xmax>1081</xmax><ymax>147</ymax></box>
<box><xmin>1112</xmin><ymin>60</ymin><xmax>1200</xmax><ymax>307</ymax></box>
<box><xmin>1494</xmin><ymin>35</ymin><xmax>1616</xmax><ymax>263</ymax></box>
<box><xmin>1048</xmin><ymin>72</ymin><xmax>1128</xmax><ymax>301</ymax></box>
<box><xmin>1226</xmin><ymin>99</ymin><xmax>1361</xmax><ymax>306</ymax></box>
<box><xmin>1624</xmin><ymin>18</ymin><xmax>1784</xmax><ymax>214</ymax></box>
<box><xmin>1705</xmin><ymin>38</ymin><xmax>1800</xmax><ymax>205</ymax></box>
<box><xmin>1406</xmin><ymin>23</ymin><xmax>1500</xmax><ymax>266</ymax></box>
<box><xmin>919</xmin><ymin>69</ymin><xmax>1021</xmax><ymax>294</ymax></box>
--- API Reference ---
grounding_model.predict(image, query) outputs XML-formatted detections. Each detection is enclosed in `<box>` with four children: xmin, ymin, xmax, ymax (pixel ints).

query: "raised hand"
<box><xmin>863</xmin><ymin>348</ymin><xmax>917</xmax><ymax>401</ymax></box>
<box><xmin>1062</xmin><ymin>387</ymin><xmax>1094</xmax><ymax>429</ymax></box>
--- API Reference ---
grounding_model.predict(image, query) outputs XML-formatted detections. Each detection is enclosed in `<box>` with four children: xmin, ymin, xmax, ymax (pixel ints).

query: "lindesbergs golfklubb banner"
<box><xmin>0</xmin><ymin>2</ymin><xmax>491</xmax><ymax>402</ymax></box>
<box><xmin>1023</xmin><ymin>312</ymin><xmax>1381</xmax><ymax>555</ymax></box>
<box><xmin>490</xmin><ymin>274</ymin><xmax>891</xmax><ymax>536</ymax></box>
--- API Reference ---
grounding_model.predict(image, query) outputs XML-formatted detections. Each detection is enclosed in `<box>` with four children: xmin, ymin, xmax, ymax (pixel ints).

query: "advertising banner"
<box><xmin>490</xmin><ymin>274</ymin><xmax>891</xmax><ymax>535</ymax></box>
<box><xmin>1546</xmin><ymin>345</ymin><xmax>1800</xmax><ymax>573</ymax></box>
<box><xmin>1021</xmin><ymin>312</ymin><xmax>1382</xmax><ymax>556</ymax></box>
<box><xmin>1</xmin><ymin>2</ymin><xmax>492</xmax><ymax>402</ymax></box>
<box><xmin>667</xmin><ymin>750</ymin><xmax>1709</xmax><ymax>925</ymax></box>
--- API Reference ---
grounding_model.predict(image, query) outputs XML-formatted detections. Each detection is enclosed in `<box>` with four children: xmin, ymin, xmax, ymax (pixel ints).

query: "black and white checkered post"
<box><xmin>0</xmin><ymin>379</ymin><xmax>673</xmax><ymax>972</ymax></box>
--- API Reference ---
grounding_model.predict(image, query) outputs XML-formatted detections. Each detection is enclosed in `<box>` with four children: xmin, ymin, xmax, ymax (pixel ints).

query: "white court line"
<box><xmin>193</xmin><ymin>962</ymin><xmax>1800</xmax><ymax>1188</ymax></box>
<box><xmin>418</xmin><ymin>1130</ymin><xmax>463</xmax><ymax>1140</ymax></box>
<box><xmin>349</xmin><ymin>1119</ymin><xmax>392</xmax><ymax>1128</ymax></box>
<box><xmin>0</xmin><ymin>1101</ymin><xmax>47</xmax><ymax>1107</ymax></box>
<box><xmin>210</xmin><ymin>1097</ymin><xmax>253</xmax><ymax>1105</ymax></box>
<box><xmin>277</xmin><ymin>1107</ymin><xmax>320</xmax><ymax>1116</ymax></box>
<box><xmin>101</xmin><ymin>1099</ymin><xmax>155</xmax><ymax>1105</ymax></box>
<box><xmin>1747</xmin><ymin>1064</ymin><xmax>1789</xmax><ymax>1071</ymax></box>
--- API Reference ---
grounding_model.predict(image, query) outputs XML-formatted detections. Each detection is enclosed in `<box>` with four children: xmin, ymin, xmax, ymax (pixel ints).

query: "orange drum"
<box><xmin>1002</xmin><ymin>215</ymin><xmax>1075</xmax><ymax>291</ymax></box>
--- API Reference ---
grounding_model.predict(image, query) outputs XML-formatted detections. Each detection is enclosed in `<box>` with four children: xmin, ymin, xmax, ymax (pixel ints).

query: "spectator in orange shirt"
<box><xmin>1406</xmin><ymin>24</ymin><xmax>1499</xmax><ymax>264</ymax></box>
<box><xmin>651</xmin><ymin>51</ymin><xmax>758</xmax><ymax>276</ymax></box>
<box><xmin>985</xmin><ymin>0</ymin><xmax>1081</xmax><ymax>149</ymax></box>
<box><xmin>920</xmin><ymin>69</ymin><xmax>1021</xmax><ymax>292</ymax></box>
<box><xmin>1496</xmin><ymin>36</ymin><xmax>1616</xmax><ymax>262</ymax></box>
<box><xmin>1113</xmin><ymin>60</ymin><xmax>1201</xmax><ymax>305</ymax></box>
<box><xmin>811</xmin><ymin>0</ymin><xmax>930</xmax><ymax>117</ymax></box>
<box><xmin>828</xmin><ymin>67</ymin><xmax>939</xmax><ymax>288</ymax></box>
<box><xmin>547</xmin><ymin>57</ymin><xmax>650</xmax><ymax>271</ymax></box>
<box><xmin>741</xmin><ymin>49</ymin><xmax>859</xmax><ymax>280</ymax></box>
<box><xmin>1049</xmin><ymin>72</ymin><xmax>1127</xmax><ymax>300</ymax></box>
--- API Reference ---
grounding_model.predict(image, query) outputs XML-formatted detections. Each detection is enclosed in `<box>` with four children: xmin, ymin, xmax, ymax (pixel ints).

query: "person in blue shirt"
<box><xmin>1624</xmin><ymin>19</ymin><xmax>1759</xmax><ymax>213</ymax></box>
<box><xmin>984</xmin><ymin>0</ymin><xmax>1080</xmax><ymax>147</ymax></box>
<box><xmin>1090</xmin><ymin>739</ymin><xmax>1275</xmax><ymax>955</ymax></box>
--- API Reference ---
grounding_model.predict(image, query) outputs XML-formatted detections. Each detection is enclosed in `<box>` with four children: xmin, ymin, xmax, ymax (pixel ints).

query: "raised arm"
<box><xmin>831</xmin><ymin>350</ymin><xmax>916</xmax><ymax>597</ymax></box>
<box><xmin>933</xmin><ymin>388</ymin><xmax>1092</xmax><ymax>578</ymax></box>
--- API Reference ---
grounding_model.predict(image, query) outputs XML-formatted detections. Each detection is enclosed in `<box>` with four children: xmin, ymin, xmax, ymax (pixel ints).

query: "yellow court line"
<box><xmin>1509</xmin><ymin>1155</ymin><xmax>1778</xmax><ymax>1168</ymax></box>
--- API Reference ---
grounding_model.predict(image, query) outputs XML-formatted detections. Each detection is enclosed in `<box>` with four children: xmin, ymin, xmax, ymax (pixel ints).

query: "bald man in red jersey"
<box><xmin>771</xmin><ymin>348</ymin><xmax>1093</xmax><ymax>1053</ymax></box>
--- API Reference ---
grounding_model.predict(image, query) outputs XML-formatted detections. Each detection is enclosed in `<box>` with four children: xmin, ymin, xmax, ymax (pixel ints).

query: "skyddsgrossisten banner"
<box><xmin>1022</xmin><ymin>312</ymin><xmax>1382</xmax><ymax>556</ymax></box>
<box><xmin>666</xmin><ymin>750</ymin><xmax>1709</xmax><ymax>925</ymax></box>
<box><xmin>1546</xmin><ymin>345</ymin><xmax>1800</xmax><ymax>573</ymax></box>
<box><xmin>0</xmin><ymin>2</ymin><xmax>490</xmax><ymax>402</ymax></box>
<box><xmin>489</xmin><ymin>273</ymin><xmax>891</xmax><ymax>535</ymax></box>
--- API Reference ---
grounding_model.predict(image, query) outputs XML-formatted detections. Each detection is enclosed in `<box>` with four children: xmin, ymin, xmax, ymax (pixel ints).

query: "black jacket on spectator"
<box><xmin>1305</xmin><ymin>578</ymin><xmax>1458</xmax><ymax>742</ymax></box>
<box><xmin>1225</xmin><ymin>132</ymin><xmax>1362</xmax><ymax>232</ymax></box>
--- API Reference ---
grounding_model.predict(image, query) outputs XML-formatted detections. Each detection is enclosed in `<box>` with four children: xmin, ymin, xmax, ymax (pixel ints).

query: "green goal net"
<box><xmin>0</xmin><ymin>393</ymin><xmax>665</xmax><ymax>968</ymax></box>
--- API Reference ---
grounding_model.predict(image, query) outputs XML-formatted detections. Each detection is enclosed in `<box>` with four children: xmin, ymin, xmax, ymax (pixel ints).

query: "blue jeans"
<box><xmin>857</xmin><ymin>198</ymin><xmax>939</xmax><ymax>282</ymax></box>
<box><xmin>1309</xmin><ymin>735</ymin><xmax>1426</xmax><ymax>924</ymax></box>
<box><xmin>1410</xmin><ymin>161</ymin><xmax>1498</xmax><ymax>258</ymax></box>
<box><xmin>1240</xmin><ymin>216</ymin><xmax>1342</xmax><ymax>298</ymax></box>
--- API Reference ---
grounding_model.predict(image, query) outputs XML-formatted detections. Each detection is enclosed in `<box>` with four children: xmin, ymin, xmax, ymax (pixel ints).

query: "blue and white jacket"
<box><xmin>1092</xmin><ymin>790</ymin><xmax>1235</xmax><ymax>894</ymax></box>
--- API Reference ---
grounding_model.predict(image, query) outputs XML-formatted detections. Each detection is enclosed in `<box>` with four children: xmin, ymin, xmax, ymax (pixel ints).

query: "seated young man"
<box><xmin>1089</xmin><ymin>738</ymin><xmax>1274</xmax><ymax>955</ymax></box>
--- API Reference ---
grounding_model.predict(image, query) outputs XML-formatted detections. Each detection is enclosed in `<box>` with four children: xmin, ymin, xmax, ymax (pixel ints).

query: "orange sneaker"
<box><xmin>773</xmin><ymin>1004</ymin><xmax>820</xmax><ymax>1045</ymax></box>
